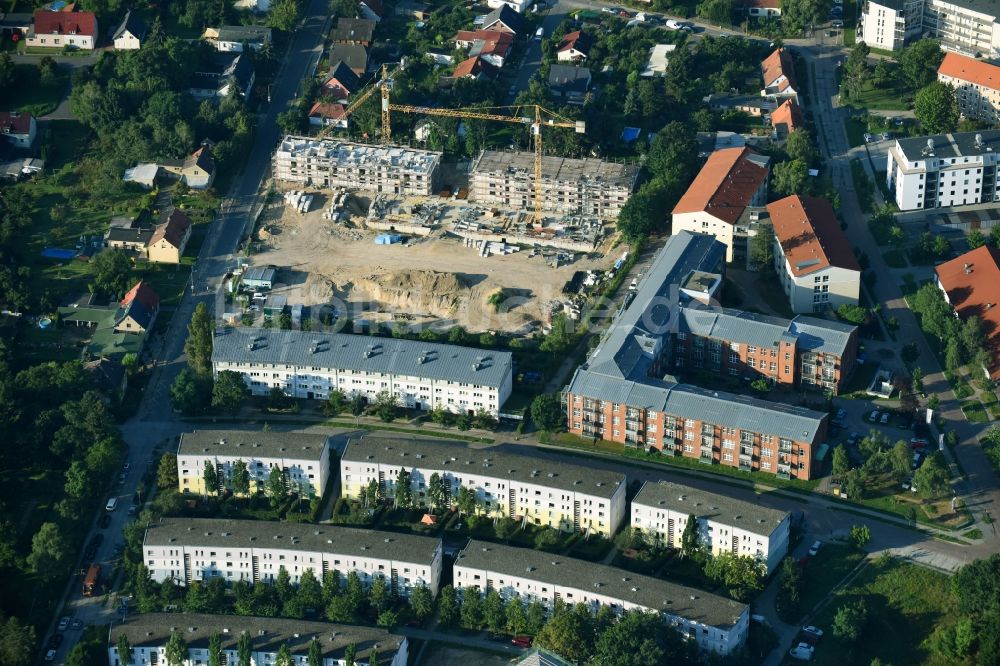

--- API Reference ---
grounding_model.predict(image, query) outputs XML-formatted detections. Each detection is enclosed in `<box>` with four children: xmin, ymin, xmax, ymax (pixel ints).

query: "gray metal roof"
<box><xmin>680</xmin><ymin>306</ymin><xmax>854</xmax><ymax>357</ymax></box>
<box><xmin>243</xmin><ymin>266</ymin><xmax>276</xmax><ymax>283</ymax></box>
<box><xmin>212</xmin><ymin>327</ymin><xmax>513</xmax><ymax>388</ymax></box>
<box><xmin>177</xmin><ymin>430</ymin><xmax>330</xmax><ymax>461</ymax></box>
<box><xmin>216</xmin><ymin>25</ymin><xmax>272</xmax><ymax>42</ymax></box>
<box><xmin>144</xmin><ymin>518</ymin><xmax>441</xmax><ymax>564</ymax></box>
<box><xmin>567</xmin><ymin>368</ymin><xmax>826</xmax><ymax>443</ymax></box>
<box><xmin>110</xmin><ymin>613</ymin><xmax>401</xmax><ymax>663</ymax></box>
<box><xmin>456</xmin><ymin>540</ymin><xmax>748</xmax><ymax>629</ymax></box>
<box><xmin>896</xmin><ymin>129</ymin><xmax>1000</xmax><ymax>162</ymax></box>
<box><xmin>343</xmin><ymin>436</ymin><xmax>625</xmax><ymax>499</ymax></box>
<box><xmin>587</xmin><ymin>231</ymin><xmax>727</xmax><ymax>381</ymax></box>
<box><xmin>633</xmin><ymin>480</ymin><xmax>789</xmax><ymax>534</ymax></box>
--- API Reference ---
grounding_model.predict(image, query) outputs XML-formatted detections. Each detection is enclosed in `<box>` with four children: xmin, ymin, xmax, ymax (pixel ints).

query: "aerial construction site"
<box><xmin>253</xmin><ymin>110</ymin><xmax>639</xmax><ymax>335</ymax></box>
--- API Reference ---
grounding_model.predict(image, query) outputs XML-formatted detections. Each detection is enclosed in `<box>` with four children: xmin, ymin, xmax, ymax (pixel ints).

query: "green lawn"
<box><xmin>961</xmin><ymin>400</ymin><xmax>989</xmax><ymax>423</ymax></box>
<box><xmin>6</xmin><ymin>64</ymin><xmax>67</xmax><ymax>116</ymax></box>
<box><xmin>792</xmin><ymin>543</ymin><xmax>866</xmax><ymax>622</ymax></box>
<box><xmin>808</xmin><ymin>557</ymin><xmax>962</xmax><ymax>666</ymax></box>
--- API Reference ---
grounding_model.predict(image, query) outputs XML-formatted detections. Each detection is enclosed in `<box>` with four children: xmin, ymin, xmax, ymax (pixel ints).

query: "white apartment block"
<box><xmin>340</xmin><ymin>437</ymin><xmax>626</xmax><ymax>537</ymax></box>
<box><xmin>176</xmin><ymin>430</ymin><xmax>331</xmax><ymax>497</ymax></box>
<box><xmin>630</xmin><ymin>481</ymin><xmax>790</xmax><ymax>575</ymax></box>
<box><xmin>143</xmin><ymin>518</ymin><xmax>443</xmax><ymax>597</ymax></box>
<box><xmin>109</xmin><ymin>614</ymin><xmax>407</xmax><ymax>666</ymax></box>
<box><xmin>454</xmin><ymin>540</ymin><xmax>750</xmax><ymax>655</ymax></box>
<box><xmin>938</xmin><ymin>51</ymin><xmax>1000</xmax><ymax>122</ymax></box>
<box><xmin>273</xmin><ymin>136</ymin><xmax>442</xmax><ymax>196</ymax></box>
<box><xmin>887</xmin><ymin>129</ymin><xmax>1000</xmax><ymax>210</ymax></box>
<box><xmin>858</xmin><ymin>0</ymin><xmax>923</xmax><ymax>50</ymax></box>
<box><xmin>860</xmin><ymin>0</ymin><xmax>1000</xmax><ymax>56</ymax></box>
<box><xmin>469</xmin><ymin>150</ymin><xmax>638</xmax><ymax>220</ymax></box>
<box><xmin>671</xmin><ymin>147</ymin><xmax>770</xmax><ymax>266</ymax></box>
<box><xmin>768</xmin><ymin>195</ymin><xmax>862</xmax><ymax>314</ymax></box>
<box><xmin>211</xmin><ymin>327</ymin><xmax>513</xmax><ymax>416</ymax></box>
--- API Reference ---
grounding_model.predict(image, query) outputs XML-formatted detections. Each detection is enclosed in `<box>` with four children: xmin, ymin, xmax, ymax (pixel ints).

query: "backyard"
<box><xmin>5</xmin><ymin>63</ymin><xmax>68</xmax><ymax>117</ymax></box>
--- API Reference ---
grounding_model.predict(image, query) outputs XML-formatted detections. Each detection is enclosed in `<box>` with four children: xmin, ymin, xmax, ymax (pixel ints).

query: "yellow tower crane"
<box><xmin>318</xmin><ymin>64</ymin><xmax>585</xmax><ymax>227</ymax></box>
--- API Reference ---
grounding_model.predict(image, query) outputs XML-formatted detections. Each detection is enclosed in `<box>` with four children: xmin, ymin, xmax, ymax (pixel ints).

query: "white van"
<box><xmin>105</xmin><ymin>497</ymin><xmax>118</xmax><ymax>512</ymax></box>
<box><xmin>535</xmin><ymin>26</ymin><xmax>544</xmax><ymax>40</ymax></box>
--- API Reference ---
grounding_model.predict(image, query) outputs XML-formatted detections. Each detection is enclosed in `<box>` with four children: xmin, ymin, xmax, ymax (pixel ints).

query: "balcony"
<box><xmin>700</xmin><ymin>453</ymin><xmax>715</xmax><ymax>465</ymax></box>
<box><xmin>740</xmin><ymin>447</ymin><xmax>754</xmax><ymax>457</ymax></box>
<box><xmin>779</xmin><ymin>442</ymin><xmax>793</xmax><ymax>454</ymax></box>
<box><xmin>739</xmin><ymin>460</ymin><xmax>752</xmax><ymax>472</ymax></box>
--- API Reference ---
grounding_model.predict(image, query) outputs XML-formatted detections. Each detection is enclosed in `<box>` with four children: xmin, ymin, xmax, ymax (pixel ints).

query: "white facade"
<box><xmin>454</xmin><ymin>541</ymin><xmax>749</xmax><ymax>655</ymax></box>
<box><xmin>670</xmin><ymin>211</ymin><xmax>758</xmax><ymax>265</ymax></box>
<box><xmin>775</xmin><ymin>259</ymin><xmax>862</xmax><ymax>315</ymax></box>
<box><xmin>630</xmin><ymin>482</ymin><xmax>791</xmax><ymax>575</ymax></box>
<box><xmin>340</xmin><ymin>437</ymin><xmax>627</xmax><ymax>537</ymax></box>
<box><xmin>143</xmin><ymin>520</ymin><xmax>443</xmax><ymax>597</ymax></box>
<box><xmin>858</xmin><ymin>0</ymin><xmax>922</xmax><ymax>51</ymax></box>
<box><xmin>487</xmin><ymin>0</ymin><xmax>531</xmax><ymax>12</ymax></box>
<box><xmin>212</xmin><ymin>328</ymin><xmax>513</xmax><ymax>416</ymax></box>
<box><xmin>176</xmin><ymin>431</ymin><xmax>331</xmax><ymax>497</ymax></box>
<box><xmin>111</xmin><ymin>643</ymin><xmax>405</xmax><ymax>666</ymax></box>
<box><xmin>860</xmin><ymin>0</ymin><xmax>1000</xmax><ymax>56</ymax></box>
<box><xmin>886</xmin><ymin>132</ymin><xmax>1000</xmax><ymax>210</ymax></box>
<box><xmin>113</xmin><ymin>30</ymin><xmax>142</xmax><ymax>49</ymax></box>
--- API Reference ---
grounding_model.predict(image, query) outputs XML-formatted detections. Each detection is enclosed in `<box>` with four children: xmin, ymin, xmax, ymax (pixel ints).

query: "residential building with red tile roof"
<box><xmin>308</xmin><ymin>102</ymin><xmax>347</xmax><ymax>128</ymax></box>
<box><xmin>147</xmin><ymin>210</ymin><xmax>192</xmax><ymax>264</ymax></box>
<box><xmin>115</xmin><ymin>281</ymin><xmax>160</xmax><ymax>334</ymax></box>
<box><xmin>671</xmin><ymin>147</ymin><xmax>771</xmax><ymax>265</ymax></box>
<box><xmin>768</xmin><ymin>194</ymin><xmax>861</xmax><ymax>314</ymax></box>
<box><xmin>761</xmin><ymin>47</ymin><xmax>798</xmax><ymax>102</ymax></box>
<box><xmin>937</xmin><ymin>52</ymin><xmax>1000</xmax><ymax>123</ymax></box>
<box><xmin>0</xmin><ymin>112</ymin><xmax>36</xmax><ymax>149</ymax></box>
<box><xmin>452</xmin><ymin>55</ymin><xmax>496</xmax><ymax>80</ymax></box>
<box><xmin>454</xmin><ymin>29</ymin><xmax>514</xmax><ymax>67</ymax></box>
<box><xmin>746</xmin><ymin>0</ymin><xmax>781</xmax><ymax>17</ymax></box>
<box><xmin>770</xmin><ymin>98</ymin><xmax>803</xmax><ymax>138</ymax></box>
<box><xmin>556</xmin><ymin>30</ymin><xmax>592</xmax><ymax>62</ymax></box>
<box><xmin>935</xmin><ymin>245</ymin><xmax>1000</xmax><ymax>380</ymax></box>
<box><xmin>26</xmin><ymin>9</ymin><xmax>97</xmax><ymax>49</ymax></box>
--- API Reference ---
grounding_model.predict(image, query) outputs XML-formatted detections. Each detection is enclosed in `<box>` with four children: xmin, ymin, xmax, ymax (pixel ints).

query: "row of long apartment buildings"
<box><xmin>272</xmin><ymin>136</ymin><xmax>637</xmax><ymax>219</ymax></box>
<box><xmin>155</xmin><ymin>431</ymin><xmax>795</xmax><ymax>655</ymax></box>
<box><xmin>564</xmin><ymin>231</ymin><xmax>858</xmax><ymax>480</ymax></box>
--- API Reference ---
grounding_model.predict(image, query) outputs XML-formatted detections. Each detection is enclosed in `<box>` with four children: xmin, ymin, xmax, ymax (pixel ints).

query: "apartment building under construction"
<box><xmin>470</xmin><ymin>150</ymin><xmax>640</xmax><ymax>219</ymax></box>
<box><xmin>273</xmin><ymin>135</ymin><xmax>442</xmax><ymax>195</ymax></box>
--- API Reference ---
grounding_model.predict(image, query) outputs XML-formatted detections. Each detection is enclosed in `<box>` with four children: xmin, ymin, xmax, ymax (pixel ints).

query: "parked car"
<box><xmin>881</xmin><ymin>132</ymin><xmax>892</xmax><ymax>140</ymax></box>
<box><xmin>751</xmin><ymin>614</ymin><xmax>769</xmax><ymax>625</ymax></box>
<box><xmin>70</xmin><ymin>619</ymin><xmax>83</xmax><ymax>630</ymax></box>
<box><xmin>789</xmin><ymin>643</ymin><xmax>815</xmax><ymax>661</ymax></box>
<box><xmin>57</xmin><ymin>618</ymin><xmax>70</xmax><ymax>632</ymax></box>
<box><xmin>835</xmin><ymin>408</ymin><xmax>847</xmax><ymax>420</ymax></box>
<box><xmin>912</xmin><ymin>451</ymin><xmax>926</xmax><ymax>469</ymax></box>
<box><xmin>868</xmin><ymin>409</ymin><xmax>879</xmax><ymax>422</ymax></box>
<box><xmin>847</xmin><ymin>432</ymin><xmax>860</xmax><ymax>446</ymax></box>
<box><xmin>910</xmin><ymin>438</ymin><xmax>929</xmax><ymax>449</ymax></box>
<box><xmin>880</xmin><ymin>412</ymin><xmax>891</xmax><ymax>424</ymax></box>
<box><xmin>802</xmin><ymin>625</ymin><xmax>824</xmax><ymax>639</ymax></box>
<box><xmin>512</xmin><ymin>636</ymin><xmax>532</xmax><ymax>648</ymax></box>
<box><xmin>45</xmin><ymin>650</ymin><xmax>57</xmax><ymax>662</ymax></box>
<box><xmin>832</xmin><ymin>19</ymin><xmax>844</xmax><ymax>27</ymax></box>
<box><xmin>808</xmin><ymin>540</ymin><xmax>822</xmax><ymax>556</ymax></box>
<box><xmin>601</xmin><ymin>6</ymin><xmax>616</xmax><ymax>12</ymax></box>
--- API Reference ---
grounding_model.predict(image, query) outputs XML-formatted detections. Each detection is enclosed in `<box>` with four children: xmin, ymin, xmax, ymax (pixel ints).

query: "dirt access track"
<box><xmin>252</xmin><ymin>189</ymin><xmax>618</xmax><ymax>334</ymax></box>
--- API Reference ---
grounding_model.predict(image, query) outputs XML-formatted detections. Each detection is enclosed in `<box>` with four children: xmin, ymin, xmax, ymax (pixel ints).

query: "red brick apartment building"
<box><xmin>564</xmin><ymin>231</ymin><xmax>842</xmax><ymax>480</ymax></box>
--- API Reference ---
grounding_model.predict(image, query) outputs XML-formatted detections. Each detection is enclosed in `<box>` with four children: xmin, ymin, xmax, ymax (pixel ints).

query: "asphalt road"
<box><xmin>40</xmin><ymin>2</ymin><xmax>332</xmax><ymax>661</ymax></box>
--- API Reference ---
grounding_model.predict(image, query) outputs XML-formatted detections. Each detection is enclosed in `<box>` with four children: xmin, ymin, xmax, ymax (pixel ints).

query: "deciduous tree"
<box><xmin>531</xmin><ymin>393</ymin><xmax>564</xmax><ymax>432</ymax></box>
<box><xmin>915</xmin><ymin>82</ymin><xmax>959</xmax><ymax>135</ymax></box>
<box><xmin>212</xmin><ymin>370</ymin><xmax>248</xmax><ymax>415</ymax></box>
<box><xmin>28</xmin><ymin>522</ymin><xmax>70</xmax><ymax>580</ymax></box>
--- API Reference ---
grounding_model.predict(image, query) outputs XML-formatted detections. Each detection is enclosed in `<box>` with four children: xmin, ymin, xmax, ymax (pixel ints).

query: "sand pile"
<box><xmin>351</xmin><ymin>270</ymin><xmax>467</xmax><ymax>317</ymax></box>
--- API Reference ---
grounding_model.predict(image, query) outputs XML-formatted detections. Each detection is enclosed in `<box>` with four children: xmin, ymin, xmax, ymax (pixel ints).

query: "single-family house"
<box><xmin>454</xmin><ymin>30</ymin><xmax>514</xmax><ymax>67</ymax></box>
<box><xmin>395</xmin><ymin>1</ymin><xmax>430</xmax><ymax>20</ymax></box>
<box><xmin>359</xmin><ymin>0</ymin><xmax>383</xmax><ymax>22</ymax></box>
<box><xmin>212</xmin><ymin>25</ymin><xmax>272</xmax><ymax>52</ymax></box>
<box><xmin>84</xmin><ymin>357</ymin><xmax>128</xmax><ymax>403</ymax></box>
<box><xmin>189</xmin><ymin>54</ymin><xmax>255</xmax><ymax>99</ymax></box>
<box><xmin>770</xmin><ymin>98</ymin><xmax>803</xmax><ymax>138</ymax></box>
<box><xmin>481</xmin><ymin>5</ymin><xmax>524</xmax><ymax>35</ymax></box>
<box><xmin>147</xmin><ymin>210</ymin><xmax>193</xmax><ymax>264</ymax></box>
<box><xmin>746</xmin><ymin>0</ymin><xmax>781</xmax><ymax>17</ymax></box>
<box><xmin>705</xmin><ymin>92</ymin><xmax>779</xmax><ymax>117</ymax></box>
<box><xmin>761</xmin><ymin>47</ymin><xmax>799</xmax><ymax>102</ymax></box>
<box><xmin>769</xmin><ymin>194</ymin><xmax>861</xmax><ymax>313</ymax></box>
<box><xmin>160</xmin><ymin>145</ymin><xmax>216</xmax><ymax>189</ymax></box>
<box><xmin>322</xmin><ymin>61</ymin><xmax>362</xmax><ymax>100</ymax></box>
<box><xmin>330</xmin><ymin>18</ymin><xmax>375</xmax><ymax>45</ymax></box>
<box><xmin>114</xmin><ymin>281</ymin><xmax>160</xmax><ymax>334</ymax></box>
<box><xmin>452</xmin><ymin>55</ymin><xmax>497</xmax><ymax>80</ymax></box>
<box><xmin>641</xmin><ymin>44</ymin><xmax>675</xmax><ymax>77</ymax></box>
<box><xmin>556</xmin><ymin>30</ymin><xmax>592</xmax><ymax>62</ymax></box>
<box><xmin>487</xmin><ymin>0</ymin><xmax>532</xmax><ymax>12</ymax></box>
<box><xmin>308</xmin><ymin>102</ymin><xmax>348</xmax><ymax>128</ymax></box>
<box><xmin>26</xmin><ymin>10</ymin><xmax>97</xmax><ymax>50</ymax></box>
<box><xmin>0</xmin><ymin>112</ymin><xmax>36</xmax><ymax>149</ymax></box>
<box><xmin>112</xmin><ymin>10</ymin><xmax>145</xmax><ymax>49</ymax></box>
<box><xmin>328</xmin><ymin>43</ymin><xmax>368</xmax><ymax>76</ymax></box>
<box><xmin>104</xmin><ymin>220</ymin><xmax>154</xmax><ymax>253</ymax></box>
<box><xmin>548</xmin><ymin>64</ymin><xmax>591</xmax><ymax>104</ymax></box>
